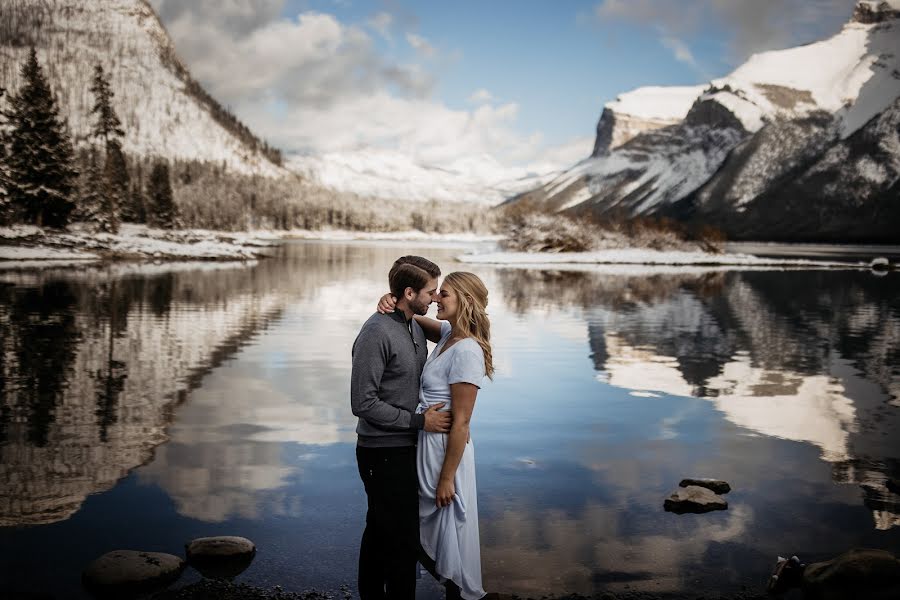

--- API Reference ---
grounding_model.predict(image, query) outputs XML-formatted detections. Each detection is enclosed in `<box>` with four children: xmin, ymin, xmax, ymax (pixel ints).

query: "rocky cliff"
<box><xmin>508</xmin><ymin>0</ymin><xmax>900</xmax><ymax>243</ymax></box>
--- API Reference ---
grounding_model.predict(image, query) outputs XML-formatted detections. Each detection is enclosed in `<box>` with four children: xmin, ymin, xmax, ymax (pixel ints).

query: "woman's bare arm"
<box><xmin>435</xmin><ymin>382</ymin><xmax>478</xmax><ymax>508</ymax></box>
<box><xmin>414</xmin><ymin>315</ymin><xmax>443</xmax><ymax>344</ymax></box>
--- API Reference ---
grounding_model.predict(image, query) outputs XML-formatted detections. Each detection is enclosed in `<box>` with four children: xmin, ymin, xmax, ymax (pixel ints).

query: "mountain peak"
<box><xmin>852</xmin><ymin>1</ymin><xmax>900</xmax><ymax>23</ymax></box>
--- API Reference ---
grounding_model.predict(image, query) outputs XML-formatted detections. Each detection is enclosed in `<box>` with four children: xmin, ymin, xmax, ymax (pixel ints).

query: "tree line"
<box><xmin>0</xmin><ymin>47</ymin><xmax>498</xmax><ymax>235</ymax></box>
<box><xmin>0</xmin><ymin>48</ymin><xmax>177</xmax><ymax>232</ymax></box>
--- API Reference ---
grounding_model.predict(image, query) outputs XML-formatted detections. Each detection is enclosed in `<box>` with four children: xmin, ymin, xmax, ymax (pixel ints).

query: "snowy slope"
<box><xmin>702</xmin><ymin>0</ymin><xmax>900</xmax><ymax>135</ymax></box>
<box><xmin>288</xmin><ymin>148</ymin><xmax>564</xmax><ymax>206</ymax></box>
<box><xmin>592</xmin><ymin>85</ymin><xmax>706</xmax><ymax>155</ymax></box>
<box><xmin>510</xmin><ymin>0</ymin><xmax>900</xmax><ymax>242</ymax></box>
<box><xmin>0</xmin><ymin>0</ymin><xmax>286</xmax><ymax>177</ymax></box>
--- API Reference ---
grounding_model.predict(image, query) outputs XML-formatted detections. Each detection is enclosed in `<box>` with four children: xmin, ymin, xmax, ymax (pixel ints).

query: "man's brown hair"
<box><xmin>389</xmin><ymin>256</ymin><xmax>441</xmax><ymax>299</ymax></box>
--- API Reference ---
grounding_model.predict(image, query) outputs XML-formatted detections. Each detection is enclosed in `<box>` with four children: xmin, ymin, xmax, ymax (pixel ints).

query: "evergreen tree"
<box><xmin>0</xmin><ymin>86</ymin><xmax>10</xmax><ymax>223</ymax></box>
<box><xmin>90</xmin><ymin>63</ymin><xmax>126</xmax><ymax>231</ymax></box>
<box><xmin>89</xmin><ymin>64</ymin><xmax>124</xmax><ymax>146</ymax></box>
<box><xmin>125</xmin><ymin>161</ymin><xmax>147</xmax><ymax>224</ymax></box>
<box><xmin>101</xmin><ymin>140</ymin><xmax>127</xmax><ymax>233</ymax></box>
<box><xmin>147</xmin><ymin>161</ymin><xmax>177</xmax><ymax>228</ymax></box>
<box><xmin>6</xmin><ymin>48</ymin><xmax>77</xmax><ymax>228</ymax></box>
<box><xmin>75</xmin><ymin>147</ymin><xmax>104</xmax><ymax>225</ymax></box>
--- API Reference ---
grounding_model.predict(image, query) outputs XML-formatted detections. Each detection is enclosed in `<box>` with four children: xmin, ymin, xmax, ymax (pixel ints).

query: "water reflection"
<box><xmin>1</xmin><ymin>246</ymin><xmax>899</xmax><ymax>600</ymax></box>
<box><xmin>496</xmin><ymin>267</ymin><xmax>900</xmax><ymax>531</ymax></box>
<box><xmin>0</xmin><ymin>263</ymin><xmax>289</xmax><ymax>526</ymax></box>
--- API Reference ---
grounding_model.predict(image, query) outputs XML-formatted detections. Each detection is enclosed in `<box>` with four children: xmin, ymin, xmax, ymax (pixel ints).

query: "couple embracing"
<box><xmin>351</xmin><ymin>256</ymin><xmax>494</xmax><ymax>600</ymax></box>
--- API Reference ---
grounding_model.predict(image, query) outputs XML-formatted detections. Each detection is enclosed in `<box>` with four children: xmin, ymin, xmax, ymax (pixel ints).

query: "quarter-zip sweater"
<box><xmin>351</xmin><ymin>310</ymin><xmax>428</xmax><ymax>447</ymax></box>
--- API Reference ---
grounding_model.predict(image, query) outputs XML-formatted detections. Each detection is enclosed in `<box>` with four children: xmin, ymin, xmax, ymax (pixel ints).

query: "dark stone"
<box><xmin>186</xmin><ymin>536</ymin><xmax>256</xmax><ymax>579</ymax></box>
<box><xmin>679</xmin><ymin>478</ymin><xmax>731</xmax><ymax>494</ymax></box>
<box><xmin>82</xmin><ymin>550</ymin><xmax>185</xmax><ymax>597</ymax></box>
<box><xmin>664</xmin><ymin>485</ymin><xmax>728</xmax><ymax>514</ymax></box>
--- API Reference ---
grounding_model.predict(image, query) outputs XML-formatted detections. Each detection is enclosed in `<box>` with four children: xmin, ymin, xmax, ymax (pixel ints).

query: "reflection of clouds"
<box><xmin>138</xmin><ymin>362</ymin><xmax>354</xmax><ymax>522</ymax></box>
<box><xmin>600</xmin><ymin>334</ymin><xmax>857</xmax><ymax>461</ymax></box>
<box><xmin>481</xmin><ymin>498</ymin><xmax>752</xmax><ymax>595</ymax></box>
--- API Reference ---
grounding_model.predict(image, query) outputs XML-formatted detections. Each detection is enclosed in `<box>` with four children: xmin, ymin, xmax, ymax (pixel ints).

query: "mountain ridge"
<box><xmin>508</xmin><ymin>0</ymin><xmax>900</xmax><ymax>243</ymax></box>
<box><xmin>0</xmin><ymin>0</ymin><xmax>286</xmax><ymax>177</ymax></box>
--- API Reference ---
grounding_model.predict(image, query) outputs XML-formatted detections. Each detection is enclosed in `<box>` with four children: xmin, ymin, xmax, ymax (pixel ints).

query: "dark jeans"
<box><xmin>356</xmin><ymin>445</ymin><xmax>420</xmax><ymax>600</ymax></box>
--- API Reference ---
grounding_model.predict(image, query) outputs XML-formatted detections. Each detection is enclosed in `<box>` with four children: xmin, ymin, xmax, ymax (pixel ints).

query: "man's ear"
<box><xmin>404</xmin><ymin>287</ymin><xmax>416</xmax><ymax>301</ymax></box>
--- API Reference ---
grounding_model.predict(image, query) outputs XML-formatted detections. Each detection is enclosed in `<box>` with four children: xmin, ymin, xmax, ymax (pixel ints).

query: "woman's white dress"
<box><xmin>416</xmin><ymin>321</ymin><xmax>486</xmax><ymax>600</ymax></box>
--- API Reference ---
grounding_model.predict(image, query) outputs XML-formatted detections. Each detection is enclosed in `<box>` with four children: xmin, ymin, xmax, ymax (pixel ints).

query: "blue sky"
<box><xmin>150</xmin><ymin>0</ymin><xmax>857</xmax><ymax>168</ymax></box>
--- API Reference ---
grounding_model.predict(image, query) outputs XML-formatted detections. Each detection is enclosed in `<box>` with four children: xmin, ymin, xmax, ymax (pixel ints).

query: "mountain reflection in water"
<box><xmin>0</xmin><ymin>244</ymin><xmax>899</xmax><ymax>599</ymax></box>
<box><xmin>496</xmin><ymin>268</ymin><xmax>900</xmax><ymax>531</ymax></box>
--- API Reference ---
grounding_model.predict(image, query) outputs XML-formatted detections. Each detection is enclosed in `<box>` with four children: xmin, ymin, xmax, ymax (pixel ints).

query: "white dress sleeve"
<box><xmin>448</xmin><ymin>342</ymin><xmax>485</xmax><ymax>388</ymax></box>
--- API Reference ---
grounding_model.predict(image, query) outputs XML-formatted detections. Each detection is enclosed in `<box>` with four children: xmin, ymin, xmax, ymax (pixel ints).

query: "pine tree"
<box><xmin>125</xmin><ymin>161</ymin><xmax>147</xmax><ymax>224</ymax></box>
<box><xmin>100</xmin><ymin>140</ymin><xmax>128</xmax><ymax>233</ymax></box>
<box><xmin>6</xmin><ymin>48</ymin><xmax>78</xmax><ymax>228</ymax></box>
<box><xmin>0</xmin><ymin>86</ymin><xmax>10</xmax><ymax>224</ymax></box>
<box><xmin>147</xmin><ymin>161</ymin><xmax>177</xmax><ymax>229</ymax></box>
<box><xmin>89</xmin><ymin>64</ymin><xmax>124</xmax><ymax>146</ymax></box>
<box><xmin>90</xmin><ymin>63</ymin><xmax>126</xmax><ymax>231</ymax></box>
<box><xmin>75</xmin><ymin>147</ymin><xmax>104</xmax><ymax>225</ymax></box>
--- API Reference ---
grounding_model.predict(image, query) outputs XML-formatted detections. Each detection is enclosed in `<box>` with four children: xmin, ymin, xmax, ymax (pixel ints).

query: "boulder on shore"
<box><xmin>803</xmin><ymin>548</ymin><xmax>900</xmax><ymax>598</ymax></box>
<box><xmin>664</xmin><ymin>485</ymin><xmax>728</xmax><ymax>514</ymax></box>
<box><xmin>186</xmin><ymin>536</ymin><xmax>256</xmax><ymax>579</ymax></box>
<box><xmin>679</xmin><ymin>478</ymin><xmax>731</xmax><ymax>494</ymax></box>
<box><xmin>82</xmin><ymin>550</ymin><xmax>185</xmax><ymax>596</ymax></box>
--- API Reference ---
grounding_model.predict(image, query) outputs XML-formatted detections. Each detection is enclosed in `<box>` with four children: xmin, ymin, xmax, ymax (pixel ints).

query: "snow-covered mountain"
<box><xmin>0</xmin><ymin>0</ymin><xmax>286</xmax><ymax>177</ymax></box>
<box><xmin>592</xmin><ymin>85</ymin><xmax>706</xmax><ymax>156</ymax></box>
<box><xmin>510</xmin><ymin>0</ymin><xmax>900</xmax><ymax>242</ymax></box>
<box><xmin>288</xmin><ymin>148</ymin><xmax>564</xmax><ymax>206</ymax></box>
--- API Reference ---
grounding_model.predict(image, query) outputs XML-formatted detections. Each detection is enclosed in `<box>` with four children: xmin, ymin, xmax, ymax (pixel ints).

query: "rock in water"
<box><xmin>664</xmin><ymin>485</ymin><xmax>728</xmax><ymax>514</ymax></box>
<box><xmin>803</xmin><ymin>548</ymin><xmax>900</xmax><ymax>599</ymax></box>
<box><xmin>82</xmin><ymin>550</ymin><xmax>185</xmax><ymax>596</ymax></box>
<box><xmin>679</xmin><ymin>478</ymin><xmax>731</xmax><ymax>494</ymax></box>
<box><xmin>186</xmin><ymin>536</ymin><xmax>257</xmax><ymax>579</ymax></box>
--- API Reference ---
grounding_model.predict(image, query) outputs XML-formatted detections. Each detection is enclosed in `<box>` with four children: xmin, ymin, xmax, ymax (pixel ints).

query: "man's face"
<box><xmin>409</xmin><ymin>277</ymin><xmax>439</xmax><ymax>316</ymax></box>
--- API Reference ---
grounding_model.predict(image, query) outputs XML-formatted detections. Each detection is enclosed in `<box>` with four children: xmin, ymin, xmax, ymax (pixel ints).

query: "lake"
<box><xmin>1</xmin><ymin>240</ymin><xmax>899</xmax><ymax>599</ymax></box>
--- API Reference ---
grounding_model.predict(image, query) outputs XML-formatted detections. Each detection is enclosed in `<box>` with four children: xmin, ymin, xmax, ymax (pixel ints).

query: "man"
<box><xmin>351</xmin><ymin>255</ymin><xmax>451</xmax><ymax>600</ymax></box>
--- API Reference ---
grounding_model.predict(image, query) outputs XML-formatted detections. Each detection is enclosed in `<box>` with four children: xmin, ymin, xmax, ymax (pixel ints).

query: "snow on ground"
<box><xmin>0</xmin><ymin>223</ymin><xmax>275</xmax><ymax>264</ymax></box>
<box><xmin>459</xmin><ymin>249</ymin><xmax>868</xmax><ymax>269</ymax></box>
<box><xmin>282</xmin><ymin>229</ymin><xmax>503</xmax><ymax>243</ymax></box>
<box><xmin>0</xmin><ymin>247</ymin><xmax>100</xmax><ymax>261</ymax></box>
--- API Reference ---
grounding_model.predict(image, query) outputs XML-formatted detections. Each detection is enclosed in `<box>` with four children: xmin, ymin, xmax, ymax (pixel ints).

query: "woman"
<box><xmin>378</xmin><ymin>271</ymin><xmax>494</xmax><ymax>600</ymax></box>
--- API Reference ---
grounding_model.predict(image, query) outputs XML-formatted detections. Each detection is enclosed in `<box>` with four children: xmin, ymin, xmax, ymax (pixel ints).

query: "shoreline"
<box><xmin>147</xmin><ymin>579</ymin><xmax>770</xmax><ymax>600</ymax></box>
<box><xmin>2</xmin><ymin>225</ymin><xmax>895</xmax><ymax>270</ymax></box>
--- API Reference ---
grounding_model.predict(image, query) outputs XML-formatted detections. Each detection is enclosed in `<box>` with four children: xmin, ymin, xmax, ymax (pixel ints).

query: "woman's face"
<box><xmin>435</xmin><ymin>284</ymin><xmax>459</xmax><ymax>322</ymax></box>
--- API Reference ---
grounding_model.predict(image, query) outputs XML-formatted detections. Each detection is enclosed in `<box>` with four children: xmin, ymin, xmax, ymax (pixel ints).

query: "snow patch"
<box><xmin>459</xmin><ymin>249</ymin><xmax>863</xmax><ymax>268</ymax></box>
<box><xmin>606</xmin><ymin>85</ymin><xmax>706</xmax><ymax>121</ymax></box>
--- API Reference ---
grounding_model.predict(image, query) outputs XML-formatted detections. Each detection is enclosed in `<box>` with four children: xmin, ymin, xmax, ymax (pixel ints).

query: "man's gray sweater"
<box><xmin>351</xmin><ymin>310</ymin><xmax>428</xmax><ymax>447</ymax></box>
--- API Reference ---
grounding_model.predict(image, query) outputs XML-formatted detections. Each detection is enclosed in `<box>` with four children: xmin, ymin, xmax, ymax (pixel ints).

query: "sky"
<box><xmin>147</xmin><ymin>0</ymin><xmax>857</xmax><ymax>170</ymax></box>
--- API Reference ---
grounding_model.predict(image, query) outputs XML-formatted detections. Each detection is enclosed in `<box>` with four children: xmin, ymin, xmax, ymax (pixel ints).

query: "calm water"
<box><xmin>1</xmin><ymin>240</ymin><xmax>899</xmax><ymax>599</ymax></box>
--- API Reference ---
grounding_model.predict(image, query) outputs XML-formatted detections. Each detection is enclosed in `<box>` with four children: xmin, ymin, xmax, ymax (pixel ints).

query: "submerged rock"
<box><xmin>679</xmin><ymin>478</ymin><xmax>731</xmax><ymax>494</ymax></box>
<box><xmin>82</xmin><ymin>550</ymin><xmax>185</xmax><ymax>596</ymax></box>
<box><xmin>664</xmin><ymin>485</ymin><xmax>728</xmax><ymax>514</ymax></box>
<box><xmin>186</xmin><ymin>536</ymin><xmax>256</xmax><ymax>579</ymax></box>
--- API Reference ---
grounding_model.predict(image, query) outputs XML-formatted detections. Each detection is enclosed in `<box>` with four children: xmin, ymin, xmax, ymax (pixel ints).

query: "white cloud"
<box><xmin>406</xmin><ymin>32</ymin><xmax>436</xmax><ymax>58</ymax></box>
<box><xmin>148</xmin><ymin>3</ymin><xmax>571</xmax><ymax>171</ymax></box>
<box><xmin>468</xmin><ymin>88</ymin><xmax>495</xmax><ymax>104</ymax></box>
<box><xmin>367</xmin><ymin>12</ymin><xmax>394</xmax><ymax>42</ymax></box>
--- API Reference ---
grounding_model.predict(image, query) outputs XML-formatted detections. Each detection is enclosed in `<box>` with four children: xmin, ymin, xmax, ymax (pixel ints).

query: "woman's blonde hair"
<box><xmin>443</xmin><ymin>271</ymin><xmax>494</xmax><ymax>380</ymax></box>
